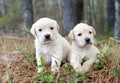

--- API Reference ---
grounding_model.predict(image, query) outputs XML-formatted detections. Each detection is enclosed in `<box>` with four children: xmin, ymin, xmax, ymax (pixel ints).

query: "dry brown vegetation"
<box><xmin>0</xmin><ymin>34</ymin><xmax>120</xmax><ymax>83</ymax></box>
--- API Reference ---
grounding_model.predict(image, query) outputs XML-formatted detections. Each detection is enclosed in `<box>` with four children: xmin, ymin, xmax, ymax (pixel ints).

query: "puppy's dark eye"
<box><xmin>89</xmin><ymin>31</ymin><xmax>92</xmax><ymax>34</ymax></box>
<box><xmin>78</xmin><ymin>33</ymin><xmax>82</xmax><ymax>36</ymax></box>
<box><xmin>50</xmin><ymin>27</ymin><xmax>54</xmax><ymax>30</ymax></box>
<box><xmin>39</xmin><ymin>29</ymin><xmax>42</xmax><ymax>32</ymax></box>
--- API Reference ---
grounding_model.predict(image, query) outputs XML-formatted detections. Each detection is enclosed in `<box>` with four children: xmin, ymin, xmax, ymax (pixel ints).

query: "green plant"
<box><xmin>38</xmin><ymin>57</ymin><xmax>45</xmax><ymax>68</ymax></box>
<box><xmin>25</xmin><ymin>53</ymin><xmax>36</xmax><ymax>69</ymax></box>
<box><xmin>96</xmin><ymin>54</ymin><xmax>102</xmax><ymax>60</ymax></box>
<box><xmin>74</xmin><ymin>72</ymin><xmax>86</xmax><ymax>82</ymax></box>
<box><xmin>0</xmin><ymin>13</ymin><xmax>13</xmax><ymax>25</ymax></box>
<box><xmin>37</xmin><ymin>72</ymin><xmax>54</xmax><ymax>83</ymax></box>
<box><xmin>63</xmin><ymin>64</ymin><xmax>70</xmax><ymax>71</ymax></box>
<box><xmin>8</xmin><ymin>79</ymin><xmax>14</xmax><ymax>83</ymax></box>
<box><xmin>31</xmin><ymin>80</ymin><xmax>36</xmax><ymax>83</ymax></box>
<box><xmin>96</xmin><ymin>29</ymin><xmax>114</xmax><ymax>40</ymax></box>
<box><xmin>15</xmin><ymin>45</ymin><xmax>24</xmax><ymax>52</ymax></box>
<box><xmin>95</xmin><ymin>62</ymin><xmax>104</xmax><ymax>69</ymax></box>
<box><xmin>101</xmin><ymin>44</ymin><xmax>110</xmax><ymax>55</ymax></box>
<box><xmin>77</xmin><ymin>72</ymin><xmax>85</xmax><ymax>79</ymax></box>
<box><xmin>111</xmin><ymin>66</ymin><xmax>119</xmax><ymax>76</ymax></box>
<box><xmin>69</xmin><ymin>79</ymin><xmax>74</xmax><ymax>83</ymax></box>
<box><xmin>26</xmin><ymin>53</ymin><xmax>35</xmax><ymax>62</ymax></box>
<box><xmin>116</xmin><ymin>56</ymin><xmax>120</xmax><ymax>62</ymax></box>
<box><xmin>57</xmin><ymin>78</ymin><xmax>64</xmax><ymax>83</ymax></box>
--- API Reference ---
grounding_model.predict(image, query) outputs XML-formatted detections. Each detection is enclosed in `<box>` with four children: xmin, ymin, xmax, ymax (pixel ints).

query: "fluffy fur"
<box><xmin>68</xmin><ymin>23</ymin><xmax>99</xmax><ymax>73</ymax></box>
<box><xmin>30</xmin><ymin>17</ymin><xmax>70</xmax><ymax>73</ymax></box>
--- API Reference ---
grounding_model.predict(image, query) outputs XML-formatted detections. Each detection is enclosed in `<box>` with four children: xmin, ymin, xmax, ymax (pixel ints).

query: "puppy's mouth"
<box><xmin>44</xmin><ymin>38</ymin><xmax>52</xmax><ymax>42</ymax></box>
<box><xmin>78</xmin><ymin>42</ymin><xmax>92</xmax><ymax>48</ymax></box>
<box><xmin>86</xmin><ymin>42</ymin><xmax>92</xmax><ymax>45</ymax></box>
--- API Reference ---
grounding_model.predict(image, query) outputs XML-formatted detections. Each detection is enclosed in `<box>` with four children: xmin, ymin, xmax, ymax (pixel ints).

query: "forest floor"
<box><xmin>0</xmin><ymin>33</ymin><xmax>120</xmax><ymax>83</ymax></box>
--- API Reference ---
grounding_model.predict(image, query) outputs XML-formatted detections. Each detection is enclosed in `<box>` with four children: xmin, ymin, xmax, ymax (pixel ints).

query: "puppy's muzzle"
<box><xmin>44</xmin><ymin>34</ymin><xmax>51</xmax><ymax>41</ymax></box>
<box><xmin>85</xmin><ymin>38</ymin><xmax>92</xmax><ymax>45</ymax></box>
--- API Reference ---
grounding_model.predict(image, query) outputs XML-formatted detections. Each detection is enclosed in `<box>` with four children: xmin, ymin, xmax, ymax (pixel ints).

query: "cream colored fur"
<box><xmin>68</xmin><ymin>23</ymin><xmax>99</xmax><ymax>73</ymax></box>
<box><xmin>30</xmin><ymin>18</ymin><xmax>70</xmax><ymax>73</ymax></box>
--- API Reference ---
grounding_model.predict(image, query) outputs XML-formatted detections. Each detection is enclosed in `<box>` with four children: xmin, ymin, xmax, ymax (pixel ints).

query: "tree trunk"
<box><xmin>22</xmin><ymin>0</ymin><xmax>33</xmax><ymax>29</ymax></box>
<box><xmin>114</xmin><ymin>0</ymin><xmax>120</xmax><ymax>40</ymax></box>
<box><xmin>33</xmin><ymin>0</ymin><xmax>83</xmax><ymax>35</ymax></box>
<box><xmin>33</xmin><ymin>0</ymin><xmax>63</xmax><ymax>34</ymax></box>
<box><xmin>33</xmin><ymin>0</ymin><xmax>46</xmax><ymax>19</ymax></box>
<box><xmin>62</xmin><ymin>0</ymin><xmax>78</xmax><ymax>35</ymax></box>
<box><xmin>0</xmin><ymin>0</ymin><xmax>7</xmax><ymax>16</ymax></box>
<box><xmin>44</xmin><ymin>0</ymin><xmax>63</xmax><ymax>34</ymax></box>
<box><xmin>107</xmin><ymin>0</ymin><xmax>115</xmax><ymax>28</ymax></box>
<box><xmin>83</xmin><ymin>0</ymin><xmax>108</xmax><ymax>35</ymax></box>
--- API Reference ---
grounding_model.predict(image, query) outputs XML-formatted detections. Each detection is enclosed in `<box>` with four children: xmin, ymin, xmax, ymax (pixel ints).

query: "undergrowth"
<box><xmin>0</xmin><ymin>38</ymin><xmax>119</xmax><ymax>83</ymax></box>
<box><xmin>26</xmin><ymin>40</ymin><xmax>119</xmax><ymax>82</ymax></box>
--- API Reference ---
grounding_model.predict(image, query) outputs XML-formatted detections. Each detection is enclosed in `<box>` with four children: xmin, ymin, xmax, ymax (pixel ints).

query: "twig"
<box><xmin>0</xmin><ymin>36</ymin><xmax>25</xmax><ymax>40</ymax></box>
<box><xmin>110</xmin><ymin>37</ymin><xmax>120</xmax><ymax>43</ymax></box>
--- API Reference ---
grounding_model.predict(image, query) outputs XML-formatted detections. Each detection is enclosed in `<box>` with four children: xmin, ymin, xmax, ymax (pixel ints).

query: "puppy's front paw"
<box><xmin>75</xmin><ymin>67</ymin><xmax>82</xmax><ymax>72</ymax></box>
<box><xmin>81</xmin><ymin>66</ymin><xmax>89</xmax><ymax>73</ymax></box>
<box><xmin>51</xmin><ymin>67</ymin><xmax>59</xmax><ymax>73</ymax></box>
<box><xmin>37</xmin><ymin>68</ymin><xmax>44</xmax><ymax>73</ymax></box>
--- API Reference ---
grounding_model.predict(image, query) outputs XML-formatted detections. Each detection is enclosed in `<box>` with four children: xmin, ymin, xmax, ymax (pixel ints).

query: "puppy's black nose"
<box><xmin>45</xmin><ymin>34</ymin><xmax>51</xmax><ymax>40</ymax></box>
<box><xmin>85</xmin><ymin>38</ymin><xmax>90</xmax><ymax>43</ymax></box>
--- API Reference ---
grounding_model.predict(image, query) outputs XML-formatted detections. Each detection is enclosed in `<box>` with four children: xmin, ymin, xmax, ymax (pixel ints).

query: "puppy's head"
<box><xmin>30</xmin><ymin>17</ymin><xmax>60</xmax><ymax>43</ymax></box>
<box><xmin>69</xmin><ymin>23</ymin><xmax>96</xmax><ymax>48</ymax></box>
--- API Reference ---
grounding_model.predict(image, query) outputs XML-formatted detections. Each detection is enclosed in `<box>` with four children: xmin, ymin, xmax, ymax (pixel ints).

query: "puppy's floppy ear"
<box><xmin>56</xmin><ymin>22</ymin><xmax>60</xmax><ymax>31</ymax></box>
<box><xmin>90</xmin><ymin>26</ymin><xmax>96</xmax><ymax>35</ymax></box>
<box><xmin>53</xmin><ymin>20</ymin><xmax>60</xmax><ymax>31</ymax></box>
<box><xmin>30</xmin><ymin>24</ymin><xmax>36</xmax><ymax>36</ymax></box>
<box><xmin>69</xmin><ymin>30</ymin><xmax>74</xmax><ymax>40</ymax></box>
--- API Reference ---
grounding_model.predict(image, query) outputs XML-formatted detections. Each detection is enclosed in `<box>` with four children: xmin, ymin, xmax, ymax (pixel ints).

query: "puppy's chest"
<box><xmin>39</xmin><ymin>45</ymin><xmax>57</xmax><ymax>56</ymax></box>
<box><xmin>79</xmin><ymin>51</ymin><xmax>92</xmax><ymax>59</ymax></box>
<box><xmin>40</xmin><ymin>47</ymin><xmax>52</xmax><ymax>55</ymax></box>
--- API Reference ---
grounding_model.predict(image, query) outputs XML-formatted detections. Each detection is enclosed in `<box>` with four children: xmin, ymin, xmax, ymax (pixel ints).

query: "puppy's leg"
<box><xmin>70</xmin><ymin>54</ymin><xmax>82</xmax><ymax>72</ymax></box>
<box><xmin>51</xmin><ymin>56</ymin><xmax>61</xmax><ymax>73</ymax></box>
<box><xmin>35</xmin><ymin>48</ymin><xmax>45</xmax><ymax>73</ymax></box>
<box><xmin>82</xmin><ymin>58</ymin><xmax>95</xmax><ymax>73</ymax></box>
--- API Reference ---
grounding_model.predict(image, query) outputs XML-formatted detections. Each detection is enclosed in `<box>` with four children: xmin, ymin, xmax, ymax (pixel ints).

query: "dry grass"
<box><xmin>0</xmin><ymin>35</ymin><xmax>120</xmax><ymax>83</ymax></box>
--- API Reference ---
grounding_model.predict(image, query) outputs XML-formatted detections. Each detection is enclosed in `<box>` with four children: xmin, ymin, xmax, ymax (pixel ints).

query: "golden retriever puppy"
<box><xmin>30</xmin><ymin>17</ymin><xmax>70</xmax><ymax>73</ymax></box>
<box><xmin>68</xmin><ymin>23</ymin><xmax>99</xmax><ymax>73</ymax></box>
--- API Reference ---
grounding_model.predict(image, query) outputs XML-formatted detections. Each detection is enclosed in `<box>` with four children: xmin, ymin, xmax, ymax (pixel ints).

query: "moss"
<box><xmin>96</xmin><ymin>28</ymin><xmax>114</xmax><ymax>40</ymax></box>
<box><xmin>0</xmin><ymin>13</ymin><xmax>13</xmax><ymax>27</ymax></box>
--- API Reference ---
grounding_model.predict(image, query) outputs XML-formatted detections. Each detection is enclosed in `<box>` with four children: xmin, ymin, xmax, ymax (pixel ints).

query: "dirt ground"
<box><xmin>0</xmin><ymin>34</ymin><xmax>120</xmax><ymax>83</ymax></box>
<box><xmin>0</xmin><ymin>33</ymin><xmax>37</xmax><ymax>82</ymax></box>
